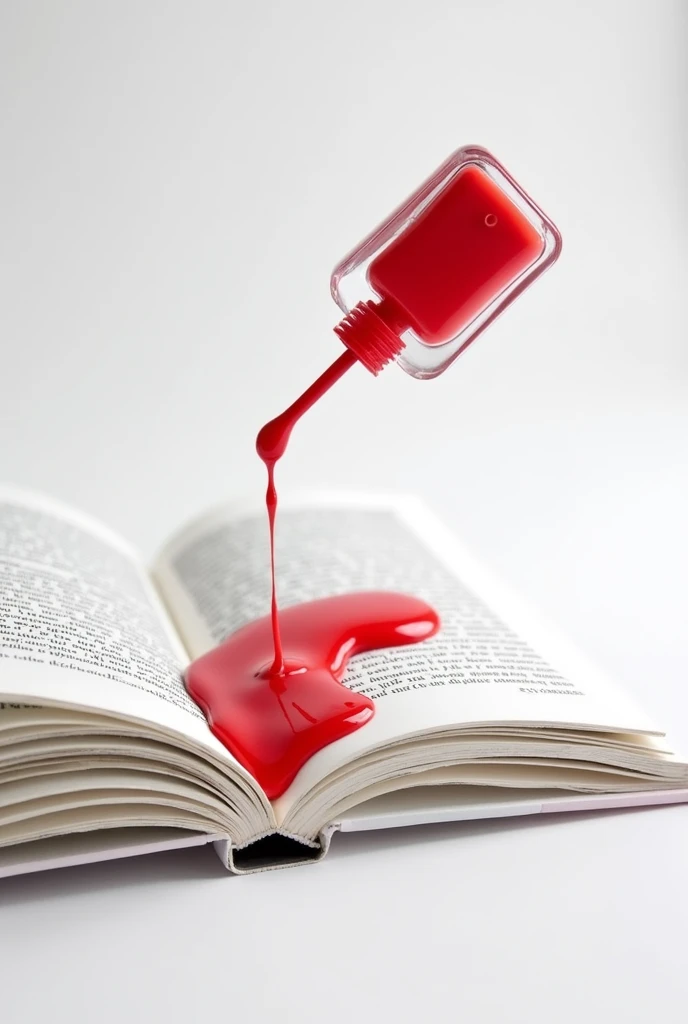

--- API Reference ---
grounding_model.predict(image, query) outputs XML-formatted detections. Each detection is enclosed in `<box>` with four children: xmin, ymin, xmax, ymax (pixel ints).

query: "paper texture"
<box><xmin>0</xmin><ymin>487</ymin><xmax>273</xmax><ymax>852</ymax></box>
<box><xmin>0</xmin><ymin>487</ymin><xmax>258</xmax><ymax>773</ymax></box>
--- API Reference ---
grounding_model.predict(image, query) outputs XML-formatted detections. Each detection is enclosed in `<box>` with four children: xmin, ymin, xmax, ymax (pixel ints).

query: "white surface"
<box><xmin>1</xmin><ymin>1</ymin><xmax>687</xmax><ymax>1022</ymax></box>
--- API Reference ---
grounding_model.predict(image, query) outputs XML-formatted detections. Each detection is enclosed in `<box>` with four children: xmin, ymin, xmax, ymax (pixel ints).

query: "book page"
<box><xmin>0</xmin><ymin>487</ymin><xmax>263</xmax><ymax>784</ymax></box>
<box><xmin>154</xmin><ymin>492</ymin><xmax>667</xmax><ymax>820</ymax></box>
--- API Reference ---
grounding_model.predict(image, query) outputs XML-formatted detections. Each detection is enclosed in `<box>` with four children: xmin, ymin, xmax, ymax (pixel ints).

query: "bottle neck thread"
<box><xmin>334</xmin><ymin>301</ymin><xmax>405</xmax><ymax>375</ymax></box>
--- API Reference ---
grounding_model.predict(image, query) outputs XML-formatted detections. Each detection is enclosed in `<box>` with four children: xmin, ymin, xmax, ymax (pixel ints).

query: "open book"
<box><xmin>1</xmin><ymin>486</ymin><xmax>687</xmax><ymax>878</ymax></box>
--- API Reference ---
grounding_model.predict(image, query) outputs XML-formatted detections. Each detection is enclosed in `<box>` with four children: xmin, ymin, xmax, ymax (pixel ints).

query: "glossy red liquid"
<box><xmin>256</xmin><ymin>349</ymin><xmax>357</xmax><ymax>675</ymax></box>
<box><xmin>184</xmin><ymin>349</ymin><xmax>440</xmax><ymax>797</ymax></box>
<box><xmin>368</xmin><ymin>164</ymin><xmax>545</xmax><ymax>345</ymax></box>
<box><xmin>185</xmin><ymin>593</ymin><xmax>439</xmax><ymax>798</ymax></box>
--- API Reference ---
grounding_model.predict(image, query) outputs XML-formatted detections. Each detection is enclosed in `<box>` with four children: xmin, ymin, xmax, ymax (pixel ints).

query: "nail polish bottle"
<box><xmin>331</xmin><ymin>145</ymin><xmax>562</xmax><ymax>378</ymax></box>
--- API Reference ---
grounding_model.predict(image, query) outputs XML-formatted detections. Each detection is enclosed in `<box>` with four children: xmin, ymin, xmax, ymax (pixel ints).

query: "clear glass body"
<box><xmin>331</xmin><ymin>145</ymin><xmax>562</xmax><ymax>379</ymax></box>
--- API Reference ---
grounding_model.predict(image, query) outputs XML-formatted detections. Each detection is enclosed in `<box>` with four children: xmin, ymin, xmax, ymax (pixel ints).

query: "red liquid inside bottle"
<box><xmin>368</xmin><ymin>165</ymin><xmax>545</xmax><ymax>345</ymax></box>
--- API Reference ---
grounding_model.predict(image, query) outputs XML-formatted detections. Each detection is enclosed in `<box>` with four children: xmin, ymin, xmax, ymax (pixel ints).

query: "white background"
<box><xmin>1</xmin><ymin>1</ymin><xmax>687</xmax><ymax>1021</ymax></box>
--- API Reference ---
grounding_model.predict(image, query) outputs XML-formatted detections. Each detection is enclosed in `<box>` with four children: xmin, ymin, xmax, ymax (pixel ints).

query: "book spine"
<box><xmin>215</xmin><ymin>825</ymin><xmax>338</xmax><ymax>874</ymax></box>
